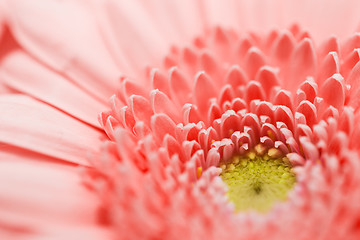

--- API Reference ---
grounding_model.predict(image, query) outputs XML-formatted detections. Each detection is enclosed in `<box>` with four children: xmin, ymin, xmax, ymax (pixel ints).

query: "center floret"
<box><xmin>220</xmin><ymin>146</ymin><xmax>296</xmax><ymax>213</ymax></box>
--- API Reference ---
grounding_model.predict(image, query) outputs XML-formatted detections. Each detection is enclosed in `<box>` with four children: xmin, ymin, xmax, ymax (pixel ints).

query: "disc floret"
<box><xmin>220</xmin><ymin>146</ymin><xmax>296</xmax><ymax>212</ymax></box>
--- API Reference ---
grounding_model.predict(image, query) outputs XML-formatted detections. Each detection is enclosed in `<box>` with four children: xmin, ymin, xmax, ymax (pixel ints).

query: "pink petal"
<box><xmin>273</xmin><ymin>90</ymin><xmax>293</xmax><ymax>110</ymax></box>
<box><xmin>0</xmin><ymin>147</ymin><xmax>110</xmax><ymax>239</ymax></box>
<box><xmin>129</xmin><ymin>95</ymin><xmax>153</xmax><ymax>127</ymax></box>
<box><xmin>236</xmin><ymin>35</ymin><xmax>254</xmax><ymax>57</ymax></box>
<box><xmin>318</xmin><ymin>36</ymin><xmax>339</xmax><ymax>60</ymax></box>
<box><xmin>207</xmin><ymin>102</ymin><xmax>222</xmax><ymax>124</ymax></box>
<box><xmin>231</xmin><ymin>98</ymin><xmax>247</xmax><ymax>112</ymax></box>
<box><xmin>342</xmin><ymin>33</ymin><xmax>360</xmax><ymax>57</ymax></box>
<box><xmin>150</xmin><ymin>90</ymin><xmax>180</xmax><ymax>122</ymax></box>
<box><xmin>0</xmin><ymin>95</ymin><xmax>104</xmax><ymax>166</ymax></box>
<box><xmin>200</xmin><ymin>51</ymin><xmax>218</xmax><ymax>76</ymax></box>
<box><xmin>151</xmin><ymin>69</ymin><xmax>170</xmax><ymax>97</ymax></box>
<box><xmin>206</xmin><ymin>149</ymin><xmax>220</xmax><ymax>168</ymax></box>
<box><xmin>225</xmin><ymin>65</ymin><xmax>248</xmax><ymax>88</ymax></box>
<box><xmin>183</xmin><ymin>46</ymin><xmax>197</xmax><ymax>69</ymax></box>
<box><xmin>220</xmin><ymin>111</ymin><xmax>241</xmax><ymax>138</ymax></box>
<box><xmin>245</xmin><ymin>81</ymin><xmax>265</xmax><ymax>103</ymax></box>
<box><xmin>347</xmin><ymin>61</ymin><xmax>360</xmax><ymax>109</ymax></box>
<box><xmin>296</xmin><ymin>100</ymin><xmax>317</xmax><ymax>127</ymax></box>
<box><xmin>103</xmin><ymin>115</ymin><xmax>121</xmax><ymax>141</ymax></box>
<box><xmin>193</xmin><ymin>72</ymin><xmax>217</xmax><ymax>115</ymax></box>
<box><xmin>169</xmin><ymin>67</ymin><xmax>191</xmax><ymax>106</ymax></box>
<box><xmin>256</xmin><ymin>101</ymin><xmax>275</xmax><ymax>120</ymax></box>
<box><xmin>163</xmin><ymin>134</ymin><xmax>184</xmax><ymax>161</ymax></box>
<box><xmin>320</xmin><ymin>74</ymin><xmax>345</xmax><ymax>110</ymax></box>
<box><xmin>119</xmin><ymin>106</ymin><xmax>135</xmax><ymax>130</ymax></box>
<box><xmin>133</xmin><ymin>121</ymin><xmax>151</xmax><ymax>139</ymax></box>
<box><xmin>1</xmin><ymin>48</ymin><xmax>106</xmax><ymax>128</ymax></box>
<box><xmin>328</xmin><ymin>132</ymin><xmax>348</xmax><ymax>155</ymax></box>
<box><xmin>255</xmin><ymin>66</ymin><xmax>280</xmax><ymax>96</ymax></box>
<box><xmin>3</xmin><ymin>0</ymin><xmax>121</xmax><ymax>100</ymax></box>
<box><xmin>151</xmin><ymin>113</ymin><xmax>176</xmax><ymax>142</ymax></box>
<box><xmin>182</xmin><ymin>104</ymin><xmax>201</xmax><ymax>124</ymax></box>
<box><xmin>244</xmin><ymin>47</ymin><xmax>266</xmax><ymax>79</ymax></box>
<box><xmin>275</xmin><ymin>106</ymin><xmax>294</xmax><ymax>131</ymax></box>
<box><xmin>341</xmin><ymin>48</ymin><xmax>360</xmax><ymax>79</ymax></box>
<box><xmin>218</xmin><ymin>85</ymin><xmax>234</xmax><ymax>106</ymax></box>
<box><xmin>182</xmin><ymin>140</ymin><xmax>201</xmax><ymax>160</ymax></box>
<box><xmin>299</xmin><ymin>79</ymin><xmax>318</xmax><ymax>103</ymax></box>
<box><xmin>121</xmin><ymin>79</ymin><xmax>147</xmax><ymax>102</ymax></box>
<box><xmin>289</xmin><ymin>38</ymin><xmax>316</xmax><ymax>91</ymax></box>
<box><xmin>299</xmin><ymin>137</ymin><xmax>319</xmax><ymax>161</ymax></box>
<box><xmin>317</xmin><ymin>52</ymin><xmax>340</xmax><ymax>86</ymax></box>
<box><xmin>338</xmin><ymin>107</ymin><xmax>354</xmax><ymax>135</ymax></box>
<box><xmin>272</xmin><ymin>30</ymin><xmax>295</xmax><ymax>62</ymax></box>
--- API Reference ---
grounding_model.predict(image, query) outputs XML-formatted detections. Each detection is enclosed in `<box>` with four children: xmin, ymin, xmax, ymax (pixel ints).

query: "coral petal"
<box><xmin>150</xmin><ymin>90</ymin><xmax>180</xmax><ymax>122</ymax></box>
<box><xmin>318</xmin><ymin>52</ymin><xmax>340</xmax><ymax>86</ymax></box>
<box><xmin>151</xmin><ymin>69</ymin><xmax>170</xmax><ymax>96</ymax></box>
<box><xmin>347</xmin><ymin>61</ymin><xmax>360</xmax><ymax>109</ymax></box>
<box><xmin>200</xmin><ymin>51</ymin><xmax>217</xmax><ymax>75</ymax></box>
<box><xmin>299</xmin><ymin>79</ymin><xmax>318</xmax><ymax>103</ymax></box>
<box><xmin>220</xmin><ymin>111</ymin><xmax>241</xmax><ymax>138</ymax></box>
<box><xmin>245</xmin><ymin>47</ymin><xmax>266</xmax><ymax>79</ymax></box>
<box><xmin>255</xmin><ymin>66</ymin><xmax>280</xmax><ymax>95</ymax></box>
<box><xmin>129</xmin><ymin>95</ymin><xmax>153</xmax><ymax>126</ymax></box>
<box><xmin>169</xmin><ymin>67</ymin><xmax>191</xmax><ymax>105</ymax></box>
<box><xmin>319</xmin><ymin>36</ymin><xmax>339</xmax><ymax>59</ymax></box>
<box><xmin>338</xmin><ymin>106</ymin><xmax>354</xmax><ymax>135</ymax></box>
<box><xmin>299</xmin><ymin>137</ymin><xmax>319</xmax><ymax>161</ymax></box>
<box><xmin>121</xmin><ymin>79</ymin><xmax>147</xmax><ymax>101</ymax></box>
<box><xmin>193</xmin><ymin>72</ymin><xmax>217</xmax><ymax>115</ymax></box>
<box><xmin>245</xmin><ymin>81</ymin><xmax>265</xmax><ymax>103</ymax></box>
<box><xmin>225</xmin><ymin>65</ymin><xmax>248</xmax><ymax>88</ymax></box>
<box><xmin>289</xmin><ymin>38</ymin><xmax>316</xmax><ymax>90</ymax></box>
<box><xmin>273</xmin><ymin>90</ymin><xmax>293</xmax><ymax>110</ymax></box>
<box><xmin>151</xmin><ymin>113</ymin><xmax>176</xmax><ymax>142</ymax></box>
<box><xmin>275</xmin><ymin>106</ymin><xmax>294</xmax><ymax>131</ymax></box>
<box><xmin>272</xmin><ymin>30</ymin><xmax>295</xmax><ymax>61</ymax></box>
<box><xmin>296</xmin><ymin>100</ymin><xmax>317</xmax><ymax>127</ymax></box>
<box><xmin>320</xmin><ymin>74</ymin><xmax>345</xmax><ymax>110</ymax></box>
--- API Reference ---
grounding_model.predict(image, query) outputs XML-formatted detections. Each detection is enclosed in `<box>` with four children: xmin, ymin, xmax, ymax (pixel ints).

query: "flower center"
<box><xmin>220</xmin><ymin>147</ymin><xmax>296</xmax><ymax>213</ymax></box>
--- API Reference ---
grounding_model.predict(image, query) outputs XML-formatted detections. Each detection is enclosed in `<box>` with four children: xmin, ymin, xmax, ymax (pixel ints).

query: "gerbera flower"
<box><xmin>1</xmin><ymin>0</ymin><xmax>360</xmax><ymax>239</ymax></box>
<box><xmin>94</xmin><ymin>24</ymin><xmax>360</xmax><ymax>240</ymax></box>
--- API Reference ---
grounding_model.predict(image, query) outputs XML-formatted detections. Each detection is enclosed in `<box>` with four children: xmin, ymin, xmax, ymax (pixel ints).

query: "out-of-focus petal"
<box><xmin>0</xmin><ymin>45</ymin><xmax>106</xmax><ymax>128</ymax></box>
<box><xmin>2</xmin><ymin>0</ymin><xmax>121</xmax><ymax>100</ymax></box>
<box><xmin>0</xmin><ymin>146</ymin><xmax>112</xmax><ymax>239</ymax></box>
<box><xmin>0</xmin><ymin>95</ymin><xmax>104</xmax><ymax>166</ymax></box>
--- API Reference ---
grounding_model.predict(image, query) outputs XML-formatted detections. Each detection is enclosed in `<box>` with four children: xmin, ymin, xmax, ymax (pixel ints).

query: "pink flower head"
<box><xmin>94</xmin><ymin>26</ymin><xmax>360</xmax><ymax>239</ymax></box>
<box><xmin>1</xmin><ymin>1</ymin><xmax>360</xmax><ymax>239</ymax></box>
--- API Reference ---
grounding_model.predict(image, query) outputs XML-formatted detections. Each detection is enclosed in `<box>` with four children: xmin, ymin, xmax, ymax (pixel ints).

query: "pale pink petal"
<box><xmin>0</xmin><ymin>95</ymin><xmax>104</xmax><ymax>166</ymax></box>
<box><xmin>1</xmin><ymin>48</ymin><xmax>106</xmax><ymax>128</ymax></box>
<box><xmin>0</xmin><ymin>146</ymin><xmax>111</xmax><ymax>239</ymax></box>
<box><xmin>2</xmin><ymin>0</ymin><xmax>121</xmax><ymax>100</ymax></box>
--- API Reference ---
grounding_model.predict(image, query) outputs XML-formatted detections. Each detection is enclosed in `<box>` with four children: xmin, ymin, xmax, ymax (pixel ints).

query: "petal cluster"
<box><xmin>91</xmin><ymin>26</ymin><xmax>360</xmax><ymax>239</ymax></box>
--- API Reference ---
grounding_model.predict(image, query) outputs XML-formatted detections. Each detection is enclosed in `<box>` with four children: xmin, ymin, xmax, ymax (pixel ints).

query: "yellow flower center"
<box><xmin>220</xmin><ymin>148</ymin><xmax>296</xmax><ymax>213</ymax></box>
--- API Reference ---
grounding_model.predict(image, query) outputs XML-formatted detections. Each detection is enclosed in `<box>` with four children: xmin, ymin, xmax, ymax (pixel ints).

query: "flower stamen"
<box><xmin>220</xmin><ymin>148</ymin><xmax>296</xmax><ymax>212</ymax></box>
